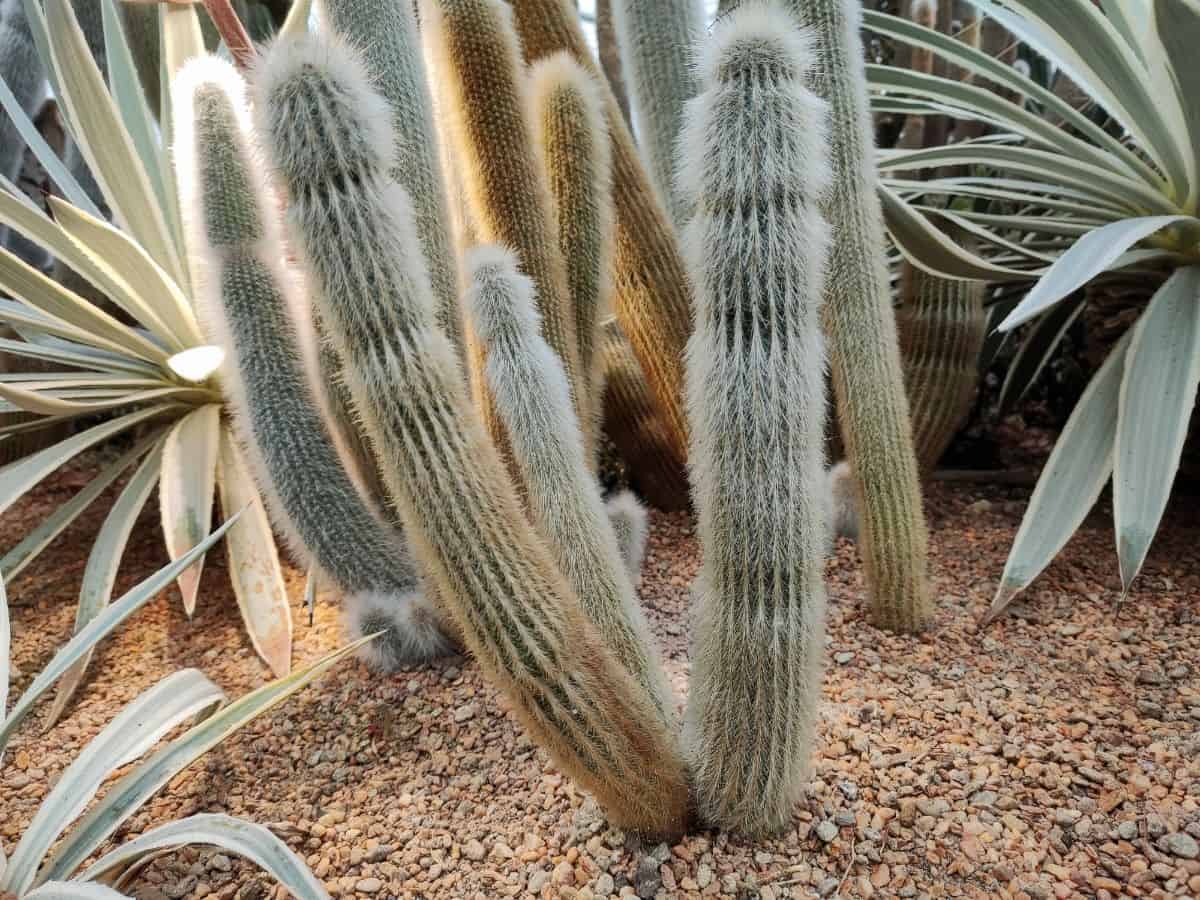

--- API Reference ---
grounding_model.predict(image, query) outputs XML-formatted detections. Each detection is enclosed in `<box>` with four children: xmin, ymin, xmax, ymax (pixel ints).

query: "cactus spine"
<box><xmin>318</xmin><ymin>0</ymin><xmax>463</xmax><ymax>356</ymax></box>
<box><xmin>173</xmin><ymin>57</ymin><xmax>450</xmax><ymax>669</ymax></box>
<box><xmin>599</xmin><ymin>319</ymin><xmax>691</xmax><ymax>511</ymax></box>
<box><xmin>527</xmin><ymin>54</ymin><xmax>613</xmax><ymax>456</ymax></box>
<box><xmin>784</xmin><ymin>0</ymin><xmax>932</xmax><ymax>633</ymax></box>
<box><xmin>897</xmin><ymin>264</ymin><xmax>986</xmax><ymax>470</ymax></box>
<box><xmin>421</xmin><ymin>0</ymin><xmax>585</xmax><ymax>426</ymax></box>
<box><xmin>611</xmin><ymin>0</ymin><xmax>700</xmax><ymax>227</ymax></box>
<box><xmin>466</xmin><ymin>245</ymin><xmax>673</xmax><ymax>722</ymax></box>
<box><xmin>254</xmin><ymin>36</ymin><xmax>689</xmax><ymax>837</ymax></box>
<box><xmin>509</xmin><ymin>0</ymin><xmax>694</xmax><ymax>500</ymax></box>
<box><xmin>679</xmin><ymin>5</ymin><xmax>831</xmax><ymax>836</ymax></box>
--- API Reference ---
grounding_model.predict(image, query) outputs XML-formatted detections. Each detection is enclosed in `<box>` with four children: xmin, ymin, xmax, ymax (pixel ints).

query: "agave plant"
<box><xmin>866</xmin><ymin>0</ymin><xmax>1200</xmax><ymax>618</ymax></box>
<box><xmin>0</xmin><ymin>522</ymin><xmax>367</xmax><ymax>899</ymax></box>
<box><xmin>0</xmin><ymin>0</ymin><xmax>313</xmax><ymax>702</ymax></box>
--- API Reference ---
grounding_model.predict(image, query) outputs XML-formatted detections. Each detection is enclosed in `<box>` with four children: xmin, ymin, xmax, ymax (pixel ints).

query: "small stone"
<box><xmin>1118</xmin><ymin>821</ymin><xmax>1139</xmax><ymax>841</ymax></box>
<box><xmin>971</xmin><ymin>790</ymin><xmax>997</xmax><ymax>808</ymax></box>
<box><xmin>835</xmin><ymin>810</ymin><xmax>856</xmax><ymax>827</ymax></box>
<box><xmin>1160</xmin><ymin>833</ymin><xmax>1200</xmax><ymax>860</ymax></box>
<box><xmin>594</xmin><ymin>873</ymin><xmax>615</xmax><ymax>896</ymax></box>
<box><xmin>754</xmin><ymin>851</ymin><xmax>773</xmax><ymax>866</ymax></box>
<box><xmin>1054</xmin><ymin>809</ymin><xmax>1082</xmax><ymax>827</ymax></box>
<box><xmin>634</xmin><ymin>856</ymin><xmax>661</xmax><ymax>899</ymax></box>
<box><xmin>838</xmin><ymin>781</ymin><xmax>859</xmax><ymax>801</ymax></box>
<box><xmin>355</xmin><ymin>878</ymin><xmax>382</xmax><ymax>894</ymax></box>
<box><xmin>696</xmin><ymin>865</ymin><xmax>713</xmax><ymax>889</ymax></box>
<box><xmin>966</xmin><ymin>499</ymin><xmax>991</xmax><ymax>515</ymax></box>
<box><xmin>816</xmin><ymin>820</ymin><xmax>840</xmax><ymax>843</ymax></box>
<box><xmin>463</xmin><ymin>839</ymin><xmax>486</xmax><ymax>861</ymax></box>
<box><xmin>899</xmin><ymin>798</ymin><xmax>918</xmax><ymax>826</ymax></box>
<box><xmin>365</xmin><ymin>845</ymin><xmax>393</xmax><ymax>863</ymax></box>
<box><xmin>834</xmin><ymin>652</ymin><xmax>854</xmax><ymax>665</ymax></box>
<box><xmin>817</xmin><ymin>876</ymin><xmax>840</xmax><ymax>897</ymax></box>
<box><xmin>553</xmin><ymin>861</ymin><xmax>576</xmax><ymax>886</ymax></box>
<box><xmin>453</xmin><ymin>703</ymin><xmax>476</xmax><ymax>723</ymax></box>
<box><xmin>528</xmin><ymin>869</ymin><xmax>551</xmax><ymax>894</ymax></box>
<box><xmin>209</xmin><ymin>855</ymin><xmax>232</xmax><ymax>872</ymax></box>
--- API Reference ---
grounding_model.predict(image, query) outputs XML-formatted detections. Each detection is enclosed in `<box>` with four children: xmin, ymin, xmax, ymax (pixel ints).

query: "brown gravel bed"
<box><xmin>3</xmin><ymin>451</ymin><xmax>1199</xmax><ymax>900</ymax></box>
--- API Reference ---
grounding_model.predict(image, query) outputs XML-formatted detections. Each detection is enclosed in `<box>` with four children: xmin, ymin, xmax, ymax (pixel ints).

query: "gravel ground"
<box><xmin>3</xmin><ymin>451</ymin><xmax>1199</xmax><ymax>900</ymax></box>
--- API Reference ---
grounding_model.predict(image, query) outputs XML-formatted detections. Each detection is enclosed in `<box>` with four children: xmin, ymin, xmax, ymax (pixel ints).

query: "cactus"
<box><xmin>0</xmin><ymin>0</ymin><xmax>47</xmax><ymax>262</ymax></box>
<box><xmin>611</xmin><ymin>0</ymin><xmax>699</xmax><ymax>227</ymax></box>
<box><xmin>173</xmin><ymin>56</ymin><xmax>450</xmax><ymax>668</ymax></box>
<box><xmin>318</xmin><ymin>0</ymin><xmax>463</xmax><ymax>355</ymax></box>
<box><xmin>465</xmin><ymin>245</ymin><xmax>673</xmax><ymax>722</ymax></box>
<box><xmin>254</xmin><ymin>35</ymin><xmax>690</xmax><ymax>837</ymax></box>
<box><xmin>527</xmin><ymin>53</ymin><xmax>613</xmax><ymax>456</ymax></box>
<box><xmin>509</xmin><ymin>0</ymin><xmax>694</xmax><ymax>497</ymax></box>
<box><xmin>599</xmin><ymin>318</ymin><xmax>691</xmax><ymax>511</ymax></box>
<box><xmin>605</xmin><ymin>489</ymin><xmax>649</xmax><ymax>587</ymax></box>
<box><xmin>784</xmin><ymin>0</ymin><xmax>932</xmax><ymax>633</ymax></box>
<box><xmin>421</xmin><ymin>0</ymin><xmax>585</xmax><ymax>426</ymax></box>
<box><xmin>826</xmin><ymin>460</ymin><xmax>858</xmax><ymax>542</ymax></box>
<box><xmin>897</xmin><ymin>263</ymin><xmax>986</xmax><ymax>471</ymax></box>
<box><xmin>595</xmin><ymin>0</ymin><xmax>631</xmax><ymax>126</ymax></box>
<box><xmin>679</xmin><ymin>5</ymin><xmax>831</xmax><ymax>836</ymax></box>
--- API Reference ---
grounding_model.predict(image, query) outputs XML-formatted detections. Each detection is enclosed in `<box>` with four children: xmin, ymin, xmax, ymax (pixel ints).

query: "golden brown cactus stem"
<box><xmin>421</xmin><ymin>0</ymin><xmax>585</xmax><ymax>432</ymax></box>
<box><xmin>508</xmin><ymin>0</ymin><xmax>693</xmax><ymax>501</ymax></box>
<box><xmin>897</xmin><ymin>264</ymin><xmax>986</xmax><ymax>471</ymax></box>
<box><xmin>528</xmin><ymin>53</ymin><xmax>613</xmax><ymax>458</ymax></box>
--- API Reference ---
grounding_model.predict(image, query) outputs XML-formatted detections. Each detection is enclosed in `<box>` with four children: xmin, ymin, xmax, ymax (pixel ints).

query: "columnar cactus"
<box><xmin>254</xmin><ymin>36</ymin><xmax>689</xmax><ymax>837</ymax></box>
<box><xmin>0</xmin><ymin>0</ymin><xmax>45</xmax><ymax>256</ymax></box>
<box><xmin>509</xmin><ymin>0</ymin><xmax>694</xmax><ymax>497</ymax></box>
<box><xmin>173</xmin><ymin>56</ymin><xmax>451</xmax><ymax>668</ymax></box>
<box><xmin>594</xmin><ymin>0</ymin><xmax>631</xmax><ymax>126</ymax></box>
<box><xmin>605</xmin><ymin>489</ymin><xmax>649</xmax><ymax>587</ymax></box>
<box><xmin>611</xmin><ymin>0</ymin><xmax>700</xmax><ymax>226</ymax></box>
<box><xmin>421</xmin><ymin>0</ymin><xmax>585</xmax><ymax>426</ymax></box>
<box><xmin>599</xmin><ymin>319</ymin><xmax>691</xmax><ymax>511</ymax></box>
<box><xmin>783</xmin><ymin>0</ymin><xmax>932</xmax><ymax>633</ymax></box>
<box><xmin>527</xmin><ymin>53</ymin><xmax>613</xmax><ymax>455</ymax></box>
<box><xmin>465</xmin><ymin>245</ymin><xmax>673</xmax><ymax>721</ymax></box>
<box><xmin>318</xmin><ymin>0</ymin><xmax>463</xmax><ymax>355</ymax></box>
<box><xmin>679</xmin><ymin>5</ymin><xmax>832</xmax><ymax>836</ymax></box>
<box><xmin>897</xmin><ymin>0</ymin><xmax>937</xmax><ymax>149</ymax></box>
<box><xmin>897</xmin><ymin>264</ymin><xmax>986</xmax><ymax>470</ymax></box>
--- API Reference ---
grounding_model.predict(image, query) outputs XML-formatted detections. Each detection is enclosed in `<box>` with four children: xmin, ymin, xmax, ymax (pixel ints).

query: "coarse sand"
<box><xmin>3</xmin><ymin>450</ymin><xmax>1199</xmax><ymax>900</ymax></box>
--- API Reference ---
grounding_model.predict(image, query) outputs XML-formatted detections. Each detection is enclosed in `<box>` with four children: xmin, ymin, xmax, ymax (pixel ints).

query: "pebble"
<box><xmin>463</xmin><ymin>839</ymin><xmax>486</xmax><ymax>861</ymax></box>
<box><xmin>816</xmin><ymin>820</ymin><xmax>840</xmax><ymax>843</ymax></box>
<box><xmin>354</xmin><ymin>878</ymin><xmax>382</xmax><ymax>893</ymax></box>
<box><xmin>528</xmin><ymin>869</ymin><xmax>551</xmax><ymax>894</ymax></box>
<box><xmin>1160</xmin><ymin>833</ymin><xmax>1200</xmax><ymax>860</ymax></box>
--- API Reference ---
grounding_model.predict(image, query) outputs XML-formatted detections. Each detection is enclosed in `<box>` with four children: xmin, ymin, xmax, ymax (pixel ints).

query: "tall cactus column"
<box><xmin>786</xmin><ymin>0</ymin><xmax>932</xmax><ymax>633</ymax></box>
<box><xmin>680</xmin><ymin>6</ymin><xmax>832</xmax><ymax>837</ymax></box>
<box><xmin>254</xmin><ymin>36</ymin><xmax>690</xmax><ymax>838</ymax></box>
<box><xmin>422</xmin><ymin>0</ymin><xmax>585</xmax><ymax>429</ymax></box>
<box><xmin>509</xmin><ymin>0</ymin><xmax>695</xmax><ymax>501</ymax></box>
<box><xmin>172</xmin><ymin>57</ymin><xmax>452</xmax><ymax>669</ymax></box>
<box><xmin>528</xmin><ymin>54</ymin><xmax>613</xmax><ymax>457</ymax></box>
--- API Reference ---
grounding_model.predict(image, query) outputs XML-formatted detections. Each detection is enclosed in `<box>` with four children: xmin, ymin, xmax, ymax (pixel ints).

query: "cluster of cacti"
<box><xmin>610</xmin><ymin>0</ymin><xmax>700</xmax><ymax>226</ymax></box>
<box><xmin>251</xmin><ymin>35</ymin><xmax>688</xmax><ymax>836</ymax></box>
<box><xmin>134</xmin><ymin>0</ymin><xmax>946</xmax><ymax>842</ymax></box>
<box><xmin>678</xmin><ymin>4</ymin><xmax>832</xmax><ymax>836</ymax></box>
<box><xmin>172</xmin><ymin>56</ymin><xmax>452</xmax><ymax>667</ymax></box>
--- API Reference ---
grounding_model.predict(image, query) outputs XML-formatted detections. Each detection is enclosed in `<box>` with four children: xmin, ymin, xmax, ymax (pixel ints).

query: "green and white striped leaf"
<box><xmin>879</xmin><ymin>184</ymin><xmax>1028</xmax><ymax>281</ymax></box>
<box><xmin>49</xmin><ymin>198</ymin><xmax>202</xmax><ymax>348</ymax></box>
<box><xmin>80</xmin><ymin>814</ymin><xmax>328</xmax><ymax>900</ymax></box>
<box><xmin>0</xmin><ymin>405</ymin><xmax>173</xmax><ymax>517</ymax></box>
<box><xmin>3</xmin><ymin>670</ymin><xmax>225</xmax><ymax>896</ymax></box>
<box><xmin>35</xmin><ymin>637</ymin><xmax>372</xmax><ymax>887</ymax></box>
<box><xmin>216</xmin><ymin>429</ymin><xmax>291</xmax><ymax>677</ymax></box>
<box><xmin>988</xmin><ymin>331</ymin><xmax>1134</xmax><ymax>622</ymax></box>
<box><xmin>998</xmin><ymin>216</ymin><xmax>1195</xmax><ymax>332</ymax></box>
<box><xmin>0</xmin><ymin>73</ymin><xmax>100</xmax><ymax>217</ymax></box>
<box><xmin>1113</xmin><ymin>266</ymin><xmax>1200</xmax><ymax>594</ymax></box>
<box><xmin>998</xmin><ymin>295</ymin><xmax>1087</xmax><ymax>417</ymax></box>
<box><xmin>0</xmin><ymin>516</ymin><xmax>238</xmax><ymax>758</ymax></box>
<box><xmin>25</xmin><ymin>882</ymin><xmax>127</xmax><ymax>900</ymax></box>
<box><xmin>0</xmin><ymin>438</ymin><xmax>159</xmax><ymax>581</ymax></box>
<box><xmin>44</xmin><ymin>0</ymin><xmax>185</xmax><ymax>287</ymax></box>
<box><xmin>1153</xmin><ymin>0</ymin><xmax>1200</xmax><ymax>210</ymax></box>
<box><xmin>160</xmin><ymin>405</ymin><xmax>220</xmax><ymax>616</ymax></box>
<box><xmin>43</xmin><ymin>441</ymin><xmax>166</xmax><ymax>730</ymax></box>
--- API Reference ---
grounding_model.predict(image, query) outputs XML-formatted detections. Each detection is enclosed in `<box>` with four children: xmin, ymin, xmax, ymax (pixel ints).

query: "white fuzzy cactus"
<box><xmin>679</xmin><ymin>3</ymin><xmax>832</xmax><ymax>837</ymax></box>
